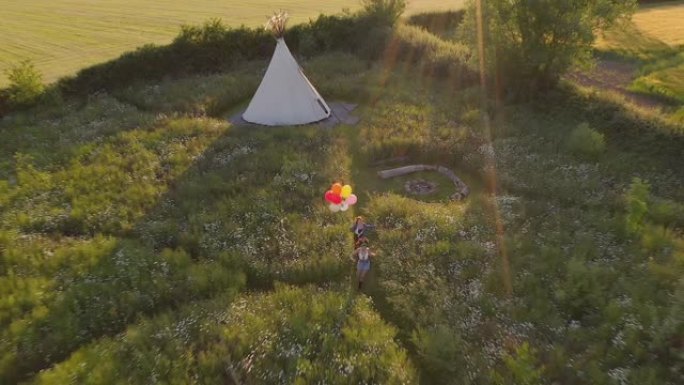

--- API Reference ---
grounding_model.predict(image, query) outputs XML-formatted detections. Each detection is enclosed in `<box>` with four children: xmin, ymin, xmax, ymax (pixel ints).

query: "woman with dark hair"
<box><xmin>350</xmin><ymin>216</ymin><xmax>367</xmax><ymax>244</ymax></box>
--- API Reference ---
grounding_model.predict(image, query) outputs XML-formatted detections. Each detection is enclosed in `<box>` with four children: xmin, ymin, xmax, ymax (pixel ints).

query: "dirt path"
<box><xmin>566</xmin><ymin>59</ymin><xmax>665</xmax><ymax>109</ymax></box>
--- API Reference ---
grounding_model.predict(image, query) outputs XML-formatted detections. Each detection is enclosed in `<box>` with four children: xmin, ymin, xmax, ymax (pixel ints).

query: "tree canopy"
<box><xmin>460</xmin><ymin>0</ymin><xmax>637</xmax><ymax>95</ymax></box>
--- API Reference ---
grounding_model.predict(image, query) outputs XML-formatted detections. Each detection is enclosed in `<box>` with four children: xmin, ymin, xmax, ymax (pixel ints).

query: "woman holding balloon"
<box><xmin>351</xmin><ymin>216</ymin><xmax>367</xmax><ymax>244</ymax></box>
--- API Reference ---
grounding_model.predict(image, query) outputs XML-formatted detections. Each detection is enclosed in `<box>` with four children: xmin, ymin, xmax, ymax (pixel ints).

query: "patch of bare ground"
<box><xmin>566</xmin><ymin>59</ymin><xmax>666</xmax><ymax>109</ymax></box>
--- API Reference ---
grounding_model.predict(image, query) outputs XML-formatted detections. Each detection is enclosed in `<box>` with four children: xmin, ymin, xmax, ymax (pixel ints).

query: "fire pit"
<box><xmin>405</xmin><ymin>179</ymin><xmax>438</xmax><ymax>195</ymax></box>
<box><xmin>378</xmin><ymin>164</ymin><xmax>470</xmax><ymax>201</ymax></box>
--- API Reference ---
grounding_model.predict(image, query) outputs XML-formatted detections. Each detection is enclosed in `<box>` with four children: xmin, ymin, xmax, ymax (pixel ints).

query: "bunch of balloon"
<box><xmin>324</xmin><ymin>183</ymin><xmax>358</xmax><ymax>212</ymax></box>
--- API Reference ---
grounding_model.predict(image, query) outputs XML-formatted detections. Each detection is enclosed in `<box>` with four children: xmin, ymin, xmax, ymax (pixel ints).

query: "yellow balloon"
<box><xmin>340</xmin><ymin>184</ymin><xmax>352</xmax><ymax>199</ymax></box>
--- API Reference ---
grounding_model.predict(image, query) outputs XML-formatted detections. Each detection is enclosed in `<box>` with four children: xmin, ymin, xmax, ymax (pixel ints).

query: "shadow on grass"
<box><xmin>0</xmin><ymin>118</ymin><xmax>355</xmax><ymax>382</ymax></box>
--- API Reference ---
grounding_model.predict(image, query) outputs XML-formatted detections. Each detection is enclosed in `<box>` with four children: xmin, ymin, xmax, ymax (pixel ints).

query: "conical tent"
<box><xmin>242</xmin><ymin>38</ymin><xmax>331</xmax><ymax>126</ymax></box>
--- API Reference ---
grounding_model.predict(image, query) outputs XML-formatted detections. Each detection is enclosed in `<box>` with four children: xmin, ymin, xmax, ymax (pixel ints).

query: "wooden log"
<box><xmin>377</xmin><ymin>165</ymin><xmax>436</xmax><ymax>179</ymax></box>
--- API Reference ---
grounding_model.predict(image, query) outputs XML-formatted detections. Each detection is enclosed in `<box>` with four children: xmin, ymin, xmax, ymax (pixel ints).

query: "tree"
<box><xmin>460</xmin><ymin>0</ymin><xmax>636</xmax><ymax>96</ymax></box>
<box><xmin>360</xmin><ymin>0</ymin><xmax>406</xmax><ymax>25</ymax></box>
<box><xmin>4</xmin><ymin>59</ymin><xmax>45</xmax><ymax>107</ymax></box>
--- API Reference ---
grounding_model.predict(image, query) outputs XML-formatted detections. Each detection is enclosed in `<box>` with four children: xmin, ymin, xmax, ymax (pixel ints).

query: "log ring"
<box><xmin>378</xmin><ymin>165</ymin><xmax>470</xmax><ymax>201</ymax></box>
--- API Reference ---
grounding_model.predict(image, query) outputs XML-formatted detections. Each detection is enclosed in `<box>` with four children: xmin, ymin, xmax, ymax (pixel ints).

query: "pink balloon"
<box><xmin>346</xmin><ymin>194</ymin><xmax>358</xmax><ymax>205</ymax></box>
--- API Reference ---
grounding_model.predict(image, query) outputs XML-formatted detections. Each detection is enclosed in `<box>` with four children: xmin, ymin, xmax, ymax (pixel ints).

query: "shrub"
<box><xmin>459</xmin><ymin>0</ymin><xmax>637</xmax><ymax>95</ymax></box>
<box><xmin>386</xmin><ymin>23</ymin><xmax>476</xmax><ymax>86</ymax></box>
<box><xmin>625</xmin><ymin>177</ymin><xmax>650</xmax><ymax>236</ymax></box>
<box><xmin>53</xmin><ymin>5</ymin><xmax>473</xmax><ymax>99</ymax></box>
<box><xmin>567</xmin><ymin>122</ymin><xmax>606</xmax><ymax>160</ymax></box>
<box><xmin>289</xmin><ymin>12</ymin><xmax>393</xmax><ymax>61</ymax></box>
<box><xmin>59</xmin><ymin>24</ymin><xmax>272</xmax><ymax>97</ymax></box>
<box><xmin>4</xmin><ymin>60</ymin><xmax>45</xmax><ymax>107</ymax></box>
<box><xmin>361</xmin><ymin>0</ymin><xmax>406</xmax><ymax>25</ymax></box>
<box><xmin>407</xmin><ymin>10</ymin><xmax>466</xmax><ymax>39</ymax></box>
<box><xmin>412</xmin><ymin>325</ymin><xmax>470</xmax><ymax>383</ymax></box>
<box><xmin>59</xmin><ymin>13</ymin><xmax>390</xmax><ymax>97</ymax></box>
<box><xmin>492</xmin><ymin>343</ymin><xmax>544</xmax><ymax>385</ymax></box>
<box><xmin>649</xmin><ymin>199</ymin><xmax>684</xmax><ymax>229</ymax></box>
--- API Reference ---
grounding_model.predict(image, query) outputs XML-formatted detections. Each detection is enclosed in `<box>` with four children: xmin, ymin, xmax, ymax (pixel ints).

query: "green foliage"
<box><xmin>649</xmin><ymin>198</ymin><xmax>684</xmax><ymax>229</ymax></box>
<box><xmin>1</xmin><ymin>41</ymin><xmax>683</xmax><ymax>385</ymax></box>
<box><xmin>492</xmin><ymin>343</ymin><xmax>544</xmax><ymax>385</ymax></box>
<box><xmin>58</xmin><ymin>13</ymin><xmax>391</xmax><ymax>97</ymax></box>
<box><xmin>361</xmin><ymin>0</ymin><xmax>406</xmax><ymax>25</ymax></box>
<box><xmin>0</xmin><ymin>241</ymin><xmax>246</xmax><ymax>383</ymax></box>
<box><xmin>304</xmin><ymin>53</ymin><xmax>373</xmax><ymax>100</ymax></box>
<box><xmin>407</xmin><ymin>10</ymin><xmax>466</xmax><ymax>40</ymax></box>
<box><xmin>30</xmin><ymin>293</ymin><xmax>239</xmax><ymax>385</ymax></box>
<box><xmin>389</xmin><ymin>23</ymin><xmax>476</xmax><ymax>84</ymax></box>
<box><xmin>630</xmin><ymin>59</ymin><xmax>684</xmax><ymax>104</ymax></box>
<box><xmin>221</xmin><ymin>286</ymin><xmax>417</xmax><ymax>384</ymax></box>
<box><xmin>4</xmin><ymin>60</ymin><xmax>45</xmax><ymax>107</ymax></box>
<box><xmin>460</xmin><ymin>0</ymin><xmax>637</xmax><ymax>94</ymax></box>
<box><xmin>354</xmin><ymin>69</ymin><xmax>683</xmax><ymax>385</ymax></box>
<box><xmin>625</xmin><ymin>177</ymin><xmax>650</xmax><ymax>236</ymax></box>
<box><xmin>356</xmin><ymin>78</ymin><xmax>482</xmax><ymax>165</ymax></box>
<box><xmin>115</xmin><ymin>70</ymin><xmax>261</xmax><ymax>116</ymax></box>
<box><xmin>60</xmin><ymin>25</ymin><xmax>270</xmax><ymax>98</ymax></box>
<box><xmin>567</xmin><ymin>122</ymin><xmax>606</xmax><ymax>161</ymax></box>
<box><xmin>32</xmin><ymin>286</ymin><xmax>417</xmax><ymax>384</ymax></box>
<box><xmin>52</xmin><ymin>7</ymin><xmax>476</xmax><ymax>101</ymax></box>
<box><xmin>412</xmin><ymin>325</ymin><xmax>470</xmax><ymax>384</ymax></box>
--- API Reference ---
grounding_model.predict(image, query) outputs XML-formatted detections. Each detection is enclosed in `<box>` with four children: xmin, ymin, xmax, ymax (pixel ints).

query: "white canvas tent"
<box><xmin>242</xmin><ymin>13</ymin><xmax>331</xmax><ymax>126</ymax></box>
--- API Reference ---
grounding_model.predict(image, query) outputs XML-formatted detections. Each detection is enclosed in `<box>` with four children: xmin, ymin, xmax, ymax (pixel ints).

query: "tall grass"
<box><xmin>31</xmin><ymin>286</ymin><xmax>417</xmax><ymax>385</ymax></box>
<box><xmin>0</xmin><ymin>21</ymin><xmax>681</xmax><ymax>385</ymax></box>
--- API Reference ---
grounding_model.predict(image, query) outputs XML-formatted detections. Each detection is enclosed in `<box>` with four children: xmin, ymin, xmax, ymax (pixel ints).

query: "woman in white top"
<box><xmin>352</xmin><ymin>241</ymin><xmax>375</xmax><ymax>290</ymax></box>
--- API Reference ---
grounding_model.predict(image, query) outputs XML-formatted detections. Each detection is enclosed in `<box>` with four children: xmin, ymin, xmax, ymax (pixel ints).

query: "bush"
<box><xmin>459</xmin><ymin>0</ymin><xmax>637</xmax><ymax>94</ymax></box>
<box><xmin>50</xmin><ymin>5</ymin><xmax>472</xmax><ymax>100</ymax></box>
<box><xmin>361</xmin><ymin>0</ymin><xmax>406</xmax><ymax>25</ymax></box>
<box><xmin>625</xmin><ymin>177</ymin><xmax>650</xmax><ymax>236</ymax></box>
<box><xmin>412</xmin><ymin>325</ymin><xmax>470</xmax><ymax>383</ymax></box>
<box><xmin>408</xmin><ymin>10</ymin><xmax>466</xmax><ymax>38</ymax></box>
<box><xmin>59</xmin><ymin>25</ymin><xmax>272</xmax><ymax>97</ymax></box>
<box><xmin>4</xmin><ymin>60</ymin><xmax>45</xmax><ymax>108</ymax></box>
<box><xmin>59</xmin><ymin>13</ymin><xmax>391</xmax><ymax>97</ymax></box>
<box><xmin>289</xmin><ymin>13</ymin><xmax>394</xmax><ymax>60</ymax></box>
<box><xmin>567</xmin><ymin>122</ymin><xmax>606</xmax><ymax>160</ymax></box>
<box><xmin>387</xmin><ymin>23</ymin><xmax>476</xmax><ymax>85</ymax></box>
<box><xmin>492</xmin><ymin>343</ymin><xmax>544</xmax><ymax>385</ymax></box>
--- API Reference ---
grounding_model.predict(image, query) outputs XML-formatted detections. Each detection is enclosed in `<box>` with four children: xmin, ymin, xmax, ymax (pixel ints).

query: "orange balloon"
<box><xmin>331</xmin><ymin>183</ymin><xmax>342</xmax><ymax>194</ymax></box>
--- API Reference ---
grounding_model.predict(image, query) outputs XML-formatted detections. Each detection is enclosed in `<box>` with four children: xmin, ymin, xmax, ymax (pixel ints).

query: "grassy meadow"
<box><xmin>0</xmin><ymin>0</ymin><xmax>462</xmax><ymax>86</ymax></box>
<box><xmin>596</xmin><ymin>1</ymin><xmax>684</xmax><ymax>116</ymax></box>
<box><xmin>0</xmin><ymin>2</ymin><xmax>683</xmax><ymax>384</ymax></box>
<box><xmin>2</xmin><ymin>49</ymin><xmax>684</xmax><ymax>385</ymax></box>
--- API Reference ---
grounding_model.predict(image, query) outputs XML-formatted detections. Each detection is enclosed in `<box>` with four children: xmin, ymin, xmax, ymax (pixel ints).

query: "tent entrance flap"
<box><xmin>316</xmin><ymin>99</ymin><xmax>329</xmax><ymax>115</ymax></box>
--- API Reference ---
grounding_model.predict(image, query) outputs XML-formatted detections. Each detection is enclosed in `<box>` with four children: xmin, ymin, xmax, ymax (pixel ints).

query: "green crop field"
<box><xmin>0</xmin><ymin>0</ymin><xmax>462</xmax><ymax>86</ymax></box>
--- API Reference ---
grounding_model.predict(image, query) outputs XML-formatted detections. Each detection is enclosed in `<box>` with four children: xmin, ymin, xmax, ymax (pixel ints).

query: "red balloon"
<box><xmin>330</xmin><ymin>193</ymin><xmax>343</xmax><ymax>205</ymax></box>
<box><xmin>324</xmin><ymin>190</ymin><xmax>335</xmax><ymax>203</ymax></box>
